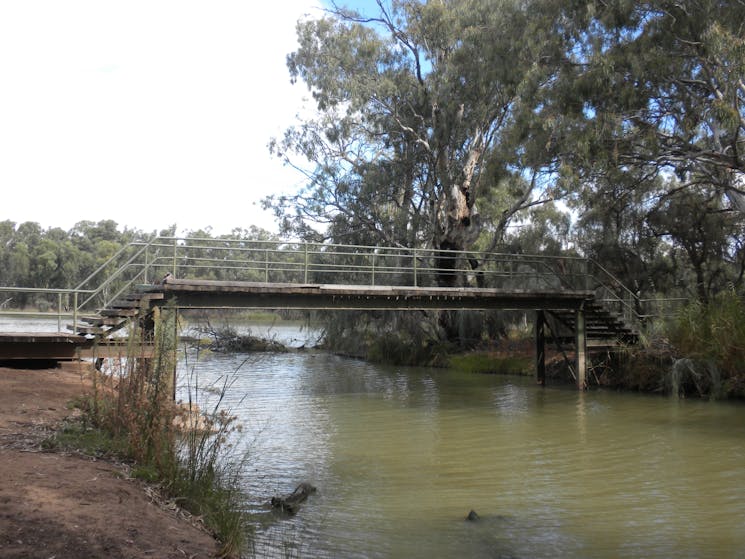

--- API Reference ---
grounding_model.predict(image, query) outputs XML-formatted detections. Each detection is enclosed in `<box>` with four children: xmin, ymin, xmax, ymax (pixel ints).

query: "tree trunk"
<box><xmin>434</xmin><ymin>136</ymin><xmax>483</xmax><ymax>286</ymax></box>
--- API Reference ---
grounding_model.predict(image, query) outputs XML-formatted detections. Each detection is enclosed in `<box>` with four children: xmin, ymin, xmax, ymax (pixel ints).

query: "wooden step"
<box><xmin>79</xmin><ymin>316</ymin><xmax>129</xmax><ymax>326</ymax></box>
<box><xmin>99</xmin><ymin>321</ymin><xmax>131</xmax><ymax>337</ymax></box>
<box><xmin>99</xmin><ymin>308</ymin><xmax>139</xmax><ymax>317</ymax></box>
<box><xmin>109</xmin><ymin>299</ymin><xmax>144</xmax><ymax>309</ymax></box>
<box><xmin>67</xmin><ymin>324</ymin><xmax>107</xmax><ymax>335</ymax></box>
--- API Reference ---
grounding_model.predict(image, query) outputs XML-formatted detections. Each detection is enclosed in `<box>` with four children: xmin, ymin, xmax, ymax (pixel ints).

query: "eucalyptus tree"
<box><xmin>647</xmin><ymin>178</ymin><xmax>745</xmax><ymax>303</ymax></box>
<box><xmin>267</xmin><ymin>0</ymin><xmax>563</xmax><ymax>260</ymax></box>
<box><xmin>543</xmin><ymin>1</ymin><xmax>745</xmax><ymax>211</ymax></box>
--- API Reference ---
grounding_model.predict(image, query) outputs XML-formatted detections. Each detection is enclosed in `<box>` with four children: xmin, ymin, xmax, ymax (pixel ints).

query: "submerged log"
<box><xmin>271</xmin><ymin>482</ymin><xmax>317</xmax><ymax>515</ymax></box>
<box><xmin>465</xmin><ymin>509</ymin><xmax>480</xmax><ymax>522</ymax></box>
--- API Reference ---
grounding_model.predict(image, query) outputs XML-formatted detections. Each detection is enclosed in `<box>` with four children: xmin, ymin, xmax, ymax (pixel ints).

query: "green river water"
<box><xmin>180</xmin><ymin>342</ymin><xmax>745</xmax><ymax>559</ymax></box>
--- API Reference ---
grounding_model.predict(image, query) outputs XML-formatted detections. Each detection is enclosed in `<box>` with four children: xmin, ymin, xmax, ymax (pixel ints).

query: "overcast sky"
<box><xmin>0</xmin><ymin>1</ymin><xmax>337</xmax><ymax>235</ymax></box>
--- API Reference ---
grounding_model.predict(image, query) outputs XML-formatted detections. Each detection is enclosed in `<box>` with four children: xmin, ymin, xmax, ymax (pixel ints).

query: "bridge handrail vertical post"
<box><xmin>584</xmin><ymin>258</ymin><xmax>590</xmax><ymax>291</ymax></box>
<box><xmin>371</xmin><ymin>252</ymin><xmax>376</xmax><ymax>286</ymax></box>
<box><xmin>304</xmin><ymin>243</ymin><xmax>309</xmax><ymax>283</ymax></box>
<box><xmin>413</xmin><ymin>248</ymin><xmax>418</xmax><ymax>287</ymax></box>
<box><xmin>57</xmin><ymin>293</ymin><xmax>62</xmax><ymax>332</ymax></box>
<box><xmin>172</xmin><ymin>238</ymin><xmax>178</xmax><ymax>277</ymax></box>
<box><xmin>72</xmin><ymin>292</ymin><xmax>78</xmax><ymax>335</ymax></box>
<box><xmin>264</xmin><ymin>248</ymin><xmax>270</xmax><ymax>283</ymax></box>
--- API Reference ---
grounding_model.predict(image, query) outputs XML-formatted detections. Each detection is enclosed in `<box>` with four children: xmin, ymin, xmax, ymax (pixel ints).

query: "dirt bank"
<box><xmin>0</xmin><ymin>362</ymin><xmax>219</xmax><ymax>559</ymax></box>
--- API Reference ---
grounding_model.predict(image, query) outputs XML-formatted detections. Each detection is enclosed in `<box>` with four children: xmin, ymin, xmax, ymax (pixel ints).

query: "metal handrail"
<box><xmin>74</xmin><ymin>241</ymin><xmax>136</xmax><ymax>291</ymax></box>
<box><xmin>3</xmin><ymin>236</ymin><xmax>682</xmax><ymax>335</ymax></box>
<box><xmin>583</xmin><ymin>260</ymin><xmax>687</xmax><ymax>330</ymax></box>
<box><xmin>0</xmin><ymin>286</ymin><xmax>94</xmax><ymax>332</ymax></box>
<box><xmin>76</xmin><ymin>238</ymin><xmax>158</xmax><ymax>310</ymax></box>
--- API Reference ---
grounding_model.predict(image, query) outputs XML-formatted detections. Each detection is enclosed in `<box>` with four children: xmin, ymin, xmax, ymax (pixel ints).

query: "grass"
<box><xmin>42</xmin><ymin>419</ymin><xmax>129</xmax><ymax>458</ymax></box>
<box><xmin>59</xmin><ymin>305</ymin><xmax>251</xmax><ymax>558</ymax></box>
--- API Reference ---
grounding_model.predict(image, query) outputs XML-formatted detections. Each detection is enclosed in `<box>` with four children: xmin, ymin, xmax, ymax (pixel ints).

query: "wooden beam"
<box><xmin>576</xmin><ymin>309</ymin><xmax>587</xmax><ymax>390</ymax></box>
<box><xmin>158</xmin><ymin>279</ymin><xmax>592</xmax><ymax>311</ymax></box>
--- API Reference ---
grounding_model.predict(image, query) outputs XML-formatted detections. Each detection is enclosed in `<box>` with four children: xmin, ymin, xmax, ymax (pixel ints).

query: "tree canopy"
<box><xmin>266</xmin><ymin>0</ymin><xmax>745</xmax><ymax>302</ymax></box>
<box><xmin>267</xmin><ymin>0</ymin><xmax>566</xmax><ymax>254</ymax></box>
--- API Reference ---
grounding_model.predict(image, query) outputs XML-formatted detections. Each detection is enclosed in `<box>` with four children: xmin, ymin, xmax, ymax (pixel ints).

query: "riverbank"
<box><xmin>0</xmin><ymin>362</ymin><xmax>220</xmax><ymax>558</ymax></box>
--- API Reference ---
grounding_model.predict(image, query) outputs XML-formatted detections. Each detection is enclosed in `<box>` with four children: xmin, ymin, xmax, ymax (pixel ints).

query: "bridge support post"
<box><xmin>535</xmin><ymin>310</ymin><xmax>545</xmax><ymax>386</ymax></box>
<box><xmin>575</xmin><ymin>308</ymin><xmax>587</xmax><ymax>390</ymax></box>
<box><xmin>171</xmin><ymin>307</ymin><xmax>178</xmax><ymax>401</ymax></box>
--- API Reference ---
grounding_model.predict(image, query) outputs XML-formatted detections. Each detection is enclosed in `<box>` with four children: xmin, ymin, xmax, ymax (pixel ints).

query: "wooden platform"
<box><xmin>0</xmin><ymin>332</ymin><xmax>86</xmax><ymax>360</ymax></box>
<box><xmin>0</xmin><ymin>333</ymin><xmax>154</xmax><ymax>360</ymax></box>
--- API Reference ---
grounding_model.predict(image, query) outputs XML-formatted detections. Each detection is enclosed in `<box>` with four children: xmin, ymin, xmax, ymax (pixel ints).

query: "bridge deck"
<box><xmin>157</xmin><ymin>278</ymin><xmax>594</xmax><ymax>311</ymax></box>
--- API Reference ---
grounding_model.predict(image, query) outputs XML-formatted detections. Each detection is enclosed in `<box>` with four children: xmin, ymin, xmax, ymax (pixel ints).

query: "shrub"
<box><xmin>82</xmin><ymin>306</ymin><xmax>250</xmax><ymax>557</ymax></box>
<box><xmin>668</xmin><ymin>290</ymin><xmax>745</xmax><ymax>397</ymax></box>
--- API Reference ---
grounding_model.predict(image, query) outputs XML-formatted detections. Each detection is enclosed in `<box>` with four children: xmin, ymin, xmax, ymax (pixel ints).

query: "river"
<box><xmin>177</xmin><ymin>327</ymin><xmax>745</xmax><ymax>559</ymax></box>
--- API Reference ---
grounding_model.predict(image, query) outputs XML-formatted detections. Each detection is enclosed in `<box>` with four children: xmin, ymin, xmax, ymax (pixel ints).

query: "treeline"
<box><xmin>0</xmin><ymin>220</ymin><xmax>147</xmax><ymax>290</ymax></box>
<box><xmin>0</xmin><ymin>220</ymin><xmax>276</xmax><ymax>290</ymax></box>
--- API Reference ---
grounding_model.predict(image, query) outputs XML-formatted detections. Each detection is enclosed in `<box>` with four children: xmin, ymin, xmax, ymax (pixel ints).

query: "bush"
<box><xmin>668</xmin><ymin>290</ymin><xmax>745</xmax><ymax>397</ymax></box>
<box><xmin>82</xmin><ymin>306</ymin><xmax>250</xmax><ymax>557</ymax></box>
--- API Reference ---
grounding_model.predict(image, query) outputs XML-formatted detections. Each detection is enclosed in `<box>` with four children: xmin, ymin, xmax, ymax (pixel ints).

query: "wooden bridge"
<box><xmin>0</xmin><ymin>236</ymin><xmax>648</xmax><ymax>389</ymax></box>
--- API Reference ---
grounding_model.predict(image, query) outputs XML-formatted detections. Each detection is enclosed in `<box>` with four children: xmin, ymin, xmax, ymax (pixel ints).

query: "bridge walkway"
<box><xmin>73</xmin><ymin>277</ymin><xmax>635</xmax><ymax>389</ymax></box>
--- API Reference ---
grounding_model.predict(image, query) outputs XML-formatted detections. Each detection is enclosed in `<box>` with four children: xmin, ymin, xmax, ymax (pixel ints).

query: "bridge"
<box><xmin>0</xmin><ymin>236</ymin><xmax>652</xmax><ymax>389</ymax></box>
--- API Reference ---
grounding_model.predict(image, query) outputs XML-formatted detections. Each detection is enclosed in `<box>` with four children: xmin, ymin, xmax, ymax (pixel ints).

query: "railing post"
<box><xmin>73</xmin><ymin>292</ymin><xmax>78</xmax><ymax>335</ymax></box>
<box><xmin>413</xmin><ymin>249</ymin><xmax>418</xmax><ymax>287</ymax></box>
<box><xmin>172</xmin><ymin>238</ymin><xmax>178</xmax><ymax>277</ymax></box>
<box><xmin>264</xmin><ymin>249</ymin><xmax>269</xmax><ymax>283</ymax></box>
<box><xmin>144</xmin><ymin>246</ymin><xmax>149</xmax><ymax>284</ymax></box>
<box><xmin>57</xmin><ymin>293</ymin><xmax>62</xmax><ymax>333</ymax></box>
<box><xmin>304</xmin><ymin>243</ymin><xmax>309</xmax><ymax>283</ymax></box>
<box><xmin>371</xmin><ymin>252</ymin><xmax>376</xmax><ymax>286</ymax></box>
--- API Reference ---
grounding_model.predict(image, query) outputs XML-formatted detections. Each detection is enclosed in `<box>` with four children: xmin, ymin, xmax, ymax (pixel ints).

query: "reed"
<box><xmin>74</xmin><ymin>306</ymin><xmax>251</xmax><ymax>557</ymax></box>
<box><xmin>667</xmin><ymin>289</ymin><xmax>745</xmax><ymax>397</ymax></box>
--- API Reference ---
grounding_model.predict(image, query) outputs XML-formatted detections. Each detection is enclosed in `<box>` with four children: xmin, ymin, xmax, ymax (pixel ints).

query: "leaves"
<box><xmin>270</xmin><ymin>0</ymin><xmax>561</xmax><ymax>251</ymax></box>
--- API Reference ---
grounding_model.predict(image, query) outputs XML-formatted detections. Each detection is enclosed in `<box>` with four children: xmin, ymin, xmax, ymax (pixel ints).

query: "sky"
<box><xmin>0</xmin><ymin>0</ymin><xmax>347</xmax><ymax>236</ymax></box>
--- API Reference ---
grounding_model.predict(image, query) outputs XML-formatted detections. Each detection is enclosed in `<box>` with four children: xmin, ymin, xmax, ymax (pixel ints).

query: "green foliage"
<box><xmin>671</xmin><ymin>290</ymin><xmax>745</xmax><ymax>365</ymax></box>
<box><xmin>0</xmin><ymin>220</ymin><xmax>148</xmax><ymax>295</ymax></box>
<box><xmin>270</xmin><ymin>0</ymin><xmax>564</xmax><ymax>251</ymax></box>
<box><xmin>0</xmin><ymin>221</ymin><xmax>285</xmax><ymax>292</ymax></box>
<box><xmin>367</xmin><ymin>330</ymin><xmax>451</xmax><ymax>367</ymax></box>
<box><xmin>669</xmin><ymin>290</ymin><xmax>745</xmax><ymax>396</ymax></box>
<box><xmin>647</xmin><ymin>182</ymin><xmax>745</xmax><ymax>302</ymax></box>
<box><xmin>322</xmin><ymin>310</ymin><xmax>451</xmax><ymax>366</ymax></box>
